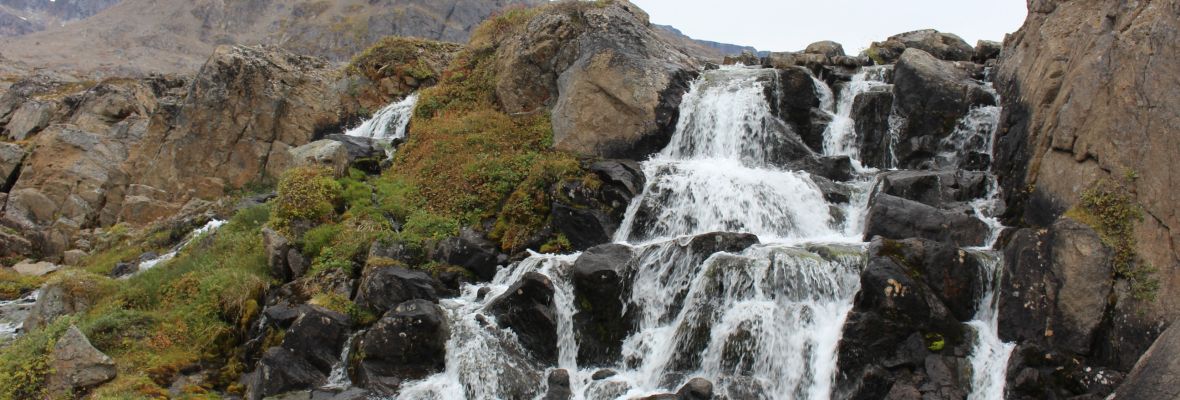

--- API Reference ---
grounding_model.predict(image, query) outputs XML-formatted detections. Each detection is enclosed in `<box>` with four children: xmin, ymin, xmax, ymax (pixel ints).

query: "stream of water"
<box><xmin>384</xmin><ymin>65</ymin><xmax>1012</xmax><ymax>399</ymax></box>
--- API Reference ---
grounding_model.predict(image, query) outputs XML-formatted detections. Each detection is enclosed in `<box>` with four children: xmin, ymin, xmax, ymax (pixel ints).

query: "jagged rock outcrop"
<box><xmin>130</xmin><ymin>45</ymin><xmax>342</xmax><ymax>205</ymax></box>
<box><xmin>995</xmin><ymin>0</ymin><xmax>1180</xmax><ymax>328</ymax></box>
<box><xmin>492</xmin><ymin>0</ymin><xmax>700</xmax><ymax>159</ymax></box>
<box><xmin>993</xmin><ymin>0</ymin><xmax>1180</xmax><ymax>394</ymax></box>
<box><xmin>551</xmin><ymin>160</ymin><xmax>646</xmax><ymax>250</ymax></box>
<box><xmin>891</xmin><ymin>48</ymin><xmax>995</xmax><ymax>169</ymax></box>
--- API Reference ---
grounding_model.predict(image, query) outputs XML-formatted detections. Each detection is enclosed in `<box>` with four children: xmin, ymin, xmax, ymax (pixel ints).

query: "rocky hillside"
<box><xmin>0</xmin><ymin>0</ymin><xmax>541</xmax><ymax>74</ymax></box>
<box><xmin>0</xmin><ymin>0</ymin><xmax>1177</xmax><ymax>399</ymax></box>
<box><xmin>0</xmin><ymin>0</ymin><xmax>120</xmax><ymax>36</ymax></box>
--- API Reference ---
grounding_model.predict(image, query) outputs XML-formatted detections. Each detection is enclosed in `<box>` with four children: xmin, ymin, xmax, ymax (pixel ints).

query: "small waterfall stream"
<box><xmin>390</xmin><ymin>65</ymin><xmax>1014</xmax><ymax>399</ymax></box>
<box><xmin>346</xmin><ymin>93</ymin><xmax>419</xmax><ymax>141</ymax></box>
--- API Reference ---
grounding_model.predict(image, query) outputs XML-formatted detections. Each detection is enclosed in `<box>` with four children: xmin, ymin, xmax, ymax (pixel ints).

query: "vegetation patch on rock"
<box><xmin>1065</xmin><ymin>179</ymin><xmax>1160</xmax><ymax>301</ymax></box>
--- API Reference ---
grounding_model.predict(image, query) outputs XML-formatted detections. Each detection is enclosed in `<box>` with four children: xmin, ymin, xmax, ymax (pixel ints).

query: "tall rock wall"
<box><xmin>995</xmin><ymin>0</ymin><xmax>1180</xmax><ymax>324</ymax></box>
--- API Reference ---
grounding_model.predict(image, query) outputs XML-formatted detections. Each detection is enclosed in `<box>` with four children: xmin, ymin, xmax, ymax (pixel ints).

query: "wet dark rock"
<box><xmin>434</xmin><ymin>227</ymin><xmax>506</xmax><ymax>280</ymax></box>
<box><xmin>110</xmin><ymin>261</ymin><xmax>138</xmax><ymax>278</ymax></box>
<box><xmin>591</xmin><ymin>369</ymin><xmax>618</xmax><ymax>380</ymax></box>
<box><xmin>891</xmin><ymin>48</ymin><xmax>995</xmax><ymax>168</ymax></box>
<box><xmin>367</xmin><ymin>238</ymin><xmax>422</xmax><ymax>266</ymax></box>
<box><xmin>837</xmin><ymin>239</ymin><xmax>969</xmax><ymax>399</ymax></box>
<box><xmin>486</xmin><ymin>272</ymin><xmax>558</xmax><ymax>364</ymax></box>
<box><xmin>324</xmin><ymin>134</ymin><xmax>385</xmax><ymax>174</ymax></box>
<box><xmin>262</xmin><ymin>300</ymin><xmax>308</xmax><ymax>328</ymax></box>
<box><xmin>282</xmin><ymin>306</ymin><xmax>351</xmax><ymax>373</ymax></box>
<box><xmin>812</xmin><ymin>175</ymin><xmax>852</xmax><ymax>204</ymax></box>
<box><xmin>876</xmin><ymin>170</ymin><xmax>990</xmax><ymax>209</ymax></box>
<box><xmin>677</xmin><ymin>377</ymin><xmax>714</xmax><ymax>400</ymax></box>
<box><xmin>572</xmin><ymin>244</ymin><xmax>636</xmax><ymax>366</ymax></box>
<box><xmin>354</xmin><ymin>266</ymin><xmax>438</xmax><ymax>316</ymax></box>
<box><xmin>551</xmin><ymin>159</ymin><xmax>647</xmax><ymax>250</ymax></box>
<box><xmin>851</xmin><ymin>89</ymin><xmax>895</xmax><ymax>168</ymax></box>
<box><xmin>685</xmin><ymin>232</ymin><xmax>760</xmax><ymax>258</ymax></box>
<box><xmin>1116</xmin><ymin>322</ymin><xmax>1180</xmax><ymax>399</ymax></box>
<box><xmin>248</xmin><ymin>347</ymin><xmax>326</xmax><ymax>400</ymax></box>
<box><xmin>542</xmin><ymin>369</ymin><xmax>573</xmax><ymax>400</ymax></box>
<box><xmin>815</xmin><ymin>155</ymin><xmax>854</xmax><ymax>182</ymax></box>
<box><xmin>767</xmin><ymin>66</ymin><xmax>825</xmax><ymax>153</ymax></box>
<box><xmin>353</xmin><ymin>300</ymin><xmax>448</xmax><ymax>394</ymax></box>
<box><xmin>864</xmin><ymin>194</ymin><xmax>990</xmax><ymax>246</ymax></box>
<box><xmin>870</xmin><ymin>238</ymin><xmax>985</xmax><ymax>321</ymax></box>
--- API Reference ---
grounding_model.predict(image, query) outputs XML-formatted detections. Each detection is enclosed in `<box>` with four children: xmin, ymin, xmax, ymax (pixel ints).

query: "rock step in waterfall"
<box><xmin>380</xmin><ymin>53</ymin><xmax>1013</xmax><ymax>400</ymax></box>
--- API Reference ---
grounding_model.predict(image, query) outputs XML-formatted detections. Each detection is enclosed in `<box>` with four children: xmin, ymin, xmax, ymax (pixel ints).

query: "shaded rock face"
<box><xmin>492</xmin><ymin>0</ymin><xmax>699</xmax><ymax>159</ymax></box>
<box><xmin>248</xmin><ymin>347</ymin><xmax>326</xmax><ymax>400</ymax></box>
<box><xmin>863</xmin><ymin>193</ymin><xmax>990</xmax><ymax>247</ymax></box>
<box><xmin>837</xmin><ymin>238</ymin><xmax>974</xmax><ymax>400</ymax></box>
<box><xmin>354</xmin><ymin>266</ymin><xmax>439</xmax><ymax>316</ymax></box>
<box><xmin>354</xmin><ymin>299</ymin><xmax>449</xmax><ymax>394</ymax></box>
<box><xmin>280</xmin><ymin>306</ymin><xmax>351</xmax><ymax>374</ymax></box>
<box><xmin>996</xmin><ymin>217</ymin><xmax>1161</xmax><ymax>399</ymax></box>
<box><xmin>993</xmin><ymin>0</ymin><xmax>1180</xmax><ymax>337</ymax></box>
<box><xmin>130</xmin><ymin>45</ymin><xmax>342</xmax><ymax>204</ymax></box>
<box><xmin>851</xmin><ymin>88</ymin><xmax>894</xmax><ymax>168</ymax></box>
<box><xmin>1115</xmin><ymin>322</ymin><xmax>1180</xmax><ymax>400</ymax></box>
<box><xmin>572</xmin><ymin>243</ymin><xmax>635</xmax><ymax>366</ymax></box>
<box><xmin>551</xmin><ymin>160</ymin><xmax>646</xmax><ymax>251</ymax></box>
<box><xmin>48</xmin><ymin>325</ymin><xmax>117</xmax><ymax>395</ymax></box>
<box><xmin>891</xmin><ymin>48</ymin><xmax>995</xmax><ymax>169</ymax></box>
<box><xmin>434</xmin><ymin>227</ymin><xmax>507</xmax><ymax>281</ymax></box>
<box><xmin>486</xmin><ymin>272</ymin><xmax>558</xmax><ymax>364</ymax></box>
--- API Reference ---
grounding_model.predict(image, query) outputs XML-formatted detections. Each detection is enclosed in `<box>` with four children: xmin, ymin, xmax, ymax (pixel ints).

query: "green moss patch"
<box><xmin>1065</xmin><ymin>179</ymin><xmax>1160</xmax><ymax>301</ymax></box>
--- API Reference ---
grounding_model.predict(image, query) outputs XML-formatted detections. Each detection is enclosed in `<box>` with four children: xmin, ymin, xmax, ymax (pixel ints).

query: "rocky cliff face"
<box><xmin>0</xmin><ymin>0</ymin><xmax>541</xmax><ymax>74</ymax></box>
<box><xmin>992</xmin><ymin>0</ymin><xmax>1180</xmax><ymax>397</ymax></box>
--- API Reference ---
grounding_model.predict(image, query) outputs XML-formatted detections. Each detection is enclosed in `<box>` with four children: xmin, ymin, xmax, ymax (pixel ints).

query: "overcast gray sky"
<box><xmin>630</xmin><ymin>0</ymin><xmax>1028</xmax><ymax>53</ymax></box>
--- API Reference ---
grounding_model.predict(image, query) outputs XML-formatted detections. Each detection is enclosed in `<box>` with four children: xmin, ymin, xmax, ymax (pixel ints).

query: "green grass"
<box><xmin>1065</xmin><ymin>179</ymin><xmax>1159</xmax><ymax>301</ymax></box>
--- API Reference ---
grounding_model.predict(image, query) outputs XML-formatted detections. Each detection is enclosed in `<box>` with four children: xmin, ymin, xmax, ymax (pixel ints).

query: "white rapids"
<box><xmin>391</xmin><ymin>65</ymin><xmax>1014</xmax><ymax>400</ymax></box>
<box><xmin>346</xmin><ymin>93</ymin><xmax>419</xmax><ymax>142</ymax></box>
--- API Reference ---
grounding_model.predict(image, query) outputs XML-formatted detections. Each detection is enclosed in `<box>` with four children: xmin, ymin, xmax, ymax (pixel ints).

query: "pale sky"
<box><xmin>630</xmin><ymin>0</ymin><xmax>1028</xmax><ymax>53</ymax></box>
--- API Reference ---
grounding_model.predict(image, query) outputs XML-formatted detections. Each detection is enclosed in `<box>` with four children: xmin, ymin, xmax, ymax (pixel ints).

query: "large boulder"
<box><xmin>434</xmin><ymin>227</ymin><xmax>507</xmax><ymax>281</ymax></box>
<box><xmin>873</xmin><ymin>238</ymin><xmax>986</xmax><ymax>321</ymax></box>
<box><xmin>493</xmin><ymin>0</ymin><xmax>699</xmax><ymax>159</ymax></box>
<box><xmin>837</xmin><ymin>239</ymin><xmax>971</xmax><ymax>399</ymax></box>
<box><xmin>286</xmin><ymin>140</ymin><xmax>350</xmax><ymax>178</ymax></box>
<box><xmin>47</xmin><ymin>326</ymin><xmax>117</xmax><ymax>395</ymax></box>
<box><xmin>876</xmin><ymin>170</ymin><xmax>991</xmax><ymax>210</ymax></box>
<box><xmin>353</xmin><ymin>266</ymin><xmax>439</xmax><ymax>316</ymax></box>
<box><xmin>323</xmin><ymin>134</ymin><xmax>386</xmax><ymax>174</ymax></box>
<box><xmin>281</xmin><ymin>306</ymin><xmax>352</xmax><ymax>373</ymax></box>
<box><xmin>129</xmin><ymin>45</ymin><xmax>342</xmax><ymax>204</ymax></box>
<box><xmin>868</xmin><ymin>29</ymin><xmax>974</xmax><ymax>63</ymax></box>
<box><xmin>572</xmin><ymin>243</ymin><xmax>635</xmax><ymax>366</ymax></box>
<box><xmin>24</xmin><ymin>277</ymin><xmax>103</xmax><ymax>330</ymax></box>
<box><xmin>851</xmin><ymin>88</ymin><xmax>895</xmax><ymax>168</ymax></box>
<box><xmin>863</xmin><ymin>193</ymin><xmax>990</xmax><ymax>247</ymax></box>
<box><xmin>247</xmin><ymin>347</ymin><xmax>326</xmax><ymax>400</ymax></box>
<box><xmin>891</xmin><ymin>48</ymin><xmax>994</xmax><ymax>168</ymax></box>
<box><xmin>803</xmin><ymin>40</ymin><xmax>845</xmax><ymax>58</ymax></box>
<box><xmin>353</xmin><ymin>300</ymin><xmax>449</xmax><ymax>394</ymax></box>
<box><xmin>486</xmin><ymin>272</ymin><xmax>558</xmax><ymax>364</ymax></box>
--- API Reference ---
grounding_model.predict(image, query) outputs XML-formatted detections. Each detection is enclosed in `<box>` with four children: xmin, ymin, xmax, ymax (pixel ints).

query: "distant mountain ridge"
<box><xmin>653</xmin><ymin>24</ymin><xmax>759</xmax><ymax>59</ymax></box>
<box><xmin>0</xmin><ymin>0</ymin><xmax>543</xmax><ymax>74</ymax></box>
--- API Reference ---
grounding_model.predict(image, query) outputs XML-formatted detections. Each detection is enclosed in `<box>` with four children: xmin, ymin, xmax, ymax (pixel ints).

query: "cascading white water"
<box><xmin>820</xmin><ymin>66</ymin><xmax>891</xmax><ymax>160</ymax></box>
<box><xmin>393</xmin><ymin>64</ymin><xmax>1015</xmax><ymax>400</ymax></box>
<box><xmin>966</xmin><ymin>252</ymin><xmax>1016</xmax><ymax>400</ymax></box>
<box><xmin>0</xmin><ymin>290</ymin><xmax>38</xmax><ymax>346</ymax></box>
<box><xmin>134</xmin><ymin>219</ymin><xmax>227</xmax><ymax>275</ymax></box>
<box><xmin>346</xmin><ymin>93</ymin><xmax>419</xmax><ymax>141</ymax></box>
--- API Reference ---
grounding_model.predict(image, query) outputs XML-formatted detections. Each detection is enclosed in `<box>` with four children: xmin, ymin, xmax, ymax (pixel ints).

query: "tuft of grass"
<box><xmin>268</xmin><ymin>167</ymin><xmax>343</xmax><ymax>237</ymax></box>
<box><xmin>1065</xmin><ymin>179</ymin><xmax>1160</xmax><ymax>301</ymax></box>
<box><xmin>0</xmin><ymin>268</ymin><xmax>44</xmax><ymax>300</ymax></box>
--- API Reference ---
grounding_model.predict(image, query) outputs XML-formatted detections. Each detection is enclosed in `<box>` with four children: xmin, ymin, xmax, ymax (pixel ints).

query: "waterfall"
<box><xmin>346</xmin><ymin>93</ymin><xmax>419</xmax><ymax>141</ymax></box>
<box><xmin>134</xmin><ymin>219</ymin><xmax>227</xmax><ymax>275</ymax></box>
<box><xmin>821</xmin><ymin>66</ymin><xmax>891</xmax><ymax>160</ymax></box>
<box><xmin>0</xmin><ymin>290</ymin><xmax>38</xmax><ymax>346</ymax></box>
<box><xmin>966</xmin><ymin>252</ymin><xmax>1016</xmax><ymax>400</ymax></box>
<box><xmin>392</xmin><ymin>65</ymin><xmax>1014</xmax><ymax>399</ymax></box>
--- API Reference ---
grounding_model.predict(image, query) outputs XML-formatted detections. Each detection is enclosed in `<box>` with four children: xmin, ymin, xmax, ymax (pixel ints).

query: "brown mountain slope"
<box><xmin>0</xmin><ymin>0</ymin><xmax>540</xmax><ymax>74</ymax></box>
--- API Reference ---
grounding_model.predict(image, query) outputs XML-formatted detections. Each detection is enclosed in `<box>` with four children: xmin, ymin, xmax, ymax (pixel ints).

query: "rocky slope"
<box><xmin>0</xmin><ymin>0</ymin><xmax>541</xmax><ymax>74</ymax></box>
<box><xmin>0</xmin><ymin>0</ymin><xmax>1175</xmax><ymax>399</ymax></box>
